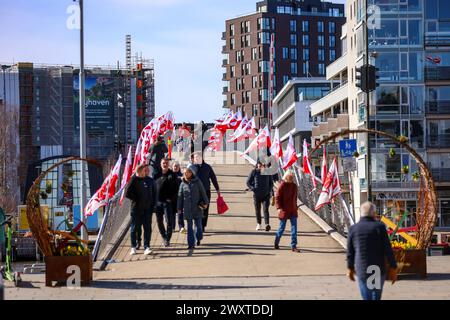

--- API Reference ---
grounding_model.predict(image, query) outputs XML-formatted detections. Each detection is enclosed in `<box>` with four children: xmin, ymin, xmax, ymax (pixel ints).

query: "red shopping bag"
<box><xmin>216</xmin><ymin>195</ymin><xmax>229</xmax><ymax>215</ymax></box>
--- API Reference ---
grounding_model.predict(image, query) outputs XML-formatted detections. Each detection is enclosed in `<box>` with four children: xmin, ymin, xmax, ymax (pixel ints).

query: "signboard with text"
<box><xmin>339</xmin><ymin>139</ymin><xmax>357</xmax><ymax>158</ymax></box>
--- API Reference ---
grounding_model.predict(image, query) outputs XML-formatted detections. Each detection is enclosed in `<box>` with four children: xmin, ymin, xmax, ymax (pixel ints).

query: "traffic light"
<box><xmin>367</xmin><ymin>65</ymin><xmax>379</xmax><ymax>92</ymax></box>
<box><xmin>355</xmin><ymin>65</ymin><xmax>368</xmax><ymax>93</ymax></box>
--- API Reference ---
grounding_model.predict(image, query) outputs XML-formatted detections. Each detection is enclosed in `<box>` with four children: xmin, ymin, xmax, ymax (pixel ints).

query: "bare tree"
<box><xmin>0</xmin><ymin>107</ymin><xmax>20</xmax><ymax>214</ymax></box>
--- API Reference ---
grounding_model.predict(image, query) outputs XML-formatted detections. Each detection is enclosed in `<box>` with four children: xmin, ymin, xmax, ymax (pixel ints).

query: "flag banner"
<box><xmin>243</xmin><ymin>125</ymin><xmax>271</xmax><ymax>155</ymax></box>
<box><xmin>228</xmin><ymin>115</ymin><xmax>249</xmax><ymax>142</ymax></box>
<box><xmin>321</xmin><ymin>145</ymin><xmax>327</xmax><ymax>182</ymax></box>
<box><xmin>282</xmin><ymin>134</ymin><xmax>298</xmax><ymax>170</ymax></box>
<box><xmin>119</xmin><ymin>146</ymin><xmax>133</xmax><ymax>206</ymax></box>
<box><xmin>302</xmin><ymin>139</ymin><xmax>317</xmax><ymax>189</ymax></box>
<box><xmin>315</xmin><ymin>158</ymin><xmax>341</xmax><ymax>211</ymax></box>
<box><xmin>270</xmin><ymin>127</ymin><xmax>283</xmax><ymax>160</ymax></box>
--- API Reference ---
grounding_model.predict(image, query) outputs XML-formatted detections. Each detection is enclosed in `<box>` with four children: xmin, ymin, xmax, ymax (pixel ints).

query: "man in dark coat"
<box><xmin>126</xmin><ymin>164</ymin><xmax>157</xmax><ymax>256</ymax></box>
<box><xmin>148</xmin><ymin>135</ymin><xmax>168</xmax><ymax>178</ymax></box>
<box><xmin>347</xmin><ymin>201</ymin><xmax>398</xmax><ymax>300</ymax></box>
<box><xmin>246</xmin><ymin>161</ymin><xmax>274</xmax><ymax>231</ymax></box>
<box><xmin>154</xmin><ymin>158</ymin><xmax>179</xmax><ymax>247</ymax></box>
<box><xmin>193</xmin><ymin>152</ymin><xmax>220</xmax><ymax>232</ymax></box>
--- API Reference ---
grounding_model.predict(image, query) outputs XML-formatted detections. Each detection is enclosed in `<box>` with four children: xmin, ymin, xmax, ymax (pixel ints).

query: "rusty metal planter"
<box><xmin>392</xmin><ymin>249</ymin><xmax>427</xmax><ymax>279</ymax></box>
<box><xmin>44</xmin><ymin>255</ymin><xmax>93</xmax><ymax>287</ymax></box>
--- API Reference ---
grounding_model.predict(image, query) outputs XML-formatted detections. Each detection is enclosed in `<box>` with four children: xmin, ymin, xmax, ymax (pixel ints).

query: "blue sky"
<box><xmin>0</xmin><ymin>0</ymin><xmax>345</xmax><ymax>122</ymax></box>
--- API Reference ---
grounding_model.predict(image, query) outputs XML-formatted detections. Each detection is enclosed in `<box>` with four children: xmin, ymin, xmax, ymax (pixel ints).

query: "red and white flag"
<box><xmin>321</xmin><ymin>145</ymin><xmax>327</xmax><ymax>183</ymax></box>
<box><xmin>206</xmin><ymin>128</ymin><xmax>224</xmax><ymax>151</ymax></box>
<box><xmin>132</xmin><ymin>138</ymin><xmax>142</xmax><ymax>173</ymax></box>
<box><xmin>85</xmin><ymin>154</ymin><xmax>122</xmax><ymax>217</ymax></box>
<box><xmin>302</xmin><ymin>139</ymin><xmax>317</xmax><ymax>189</ymax></box>
<box><xmin>282</xmin><ymin>134</ymin><xmax>298</xmax><ymax>169</ymax></box>
<box><xmin>315</xmin><ymin>158</ymin><xmax>341</xmax><ymax>211</ymax></box>
<box><xmin>270</xmin><ymin>127</ymin><xmax>283</xmax><ymax>160</ymax></box>
<box><xmin>228</xmin><ymin>116</ymin><xmax>248</xmax><ymax>143</ymax></box>
<box><xmin>214</xmin><ymin>111</ymin><xmax>233</xmax><ymax>131</ymax></box>
<box><xmin>119</xmin><ymin>146</ymin><xmax>133</xmax><ymax>206</ymax></box>
<box><xmin>243</xmin><ymin>125</ymin><xmax>271</xmax><ymax>155</ymax></box>
<box><xmin>228</xmin><ymin>110</ymin><xmax>243</xmax><ymax>130</ymax></box>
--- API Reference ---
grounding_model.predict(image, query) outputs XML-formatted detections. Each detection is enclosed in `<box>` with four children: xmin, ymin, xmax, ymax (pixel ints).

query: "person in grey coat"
<box><xmin>177</xmin><ymin>164</ymin><xmax>209</xmax><ymax>249</ymax></box>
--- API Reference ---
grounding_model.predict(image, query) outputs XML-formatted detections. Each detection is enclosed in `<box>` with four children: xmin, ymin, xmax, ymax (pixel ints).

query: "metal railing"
<box><xmin>427</xmin><ymin>134</ymin><xmax>450</xmax><ymax>148</ymax></box>
<box><xmin>431</xmin><ymin>168</ymin><xmax>450</xmax><ymax>182</ymax></box>
<box><xmin>425</xmin><ymin>35</ymin><xmax>450</xmax><ymax>47</ymax></box>
<box><xmin>425</xmin><ymin>67</ymin><xmax>450</xmax><ymax>81</ymax></box>
<box><xmin>426</xmin><ymin>101</ymin><xmax>450</xmax><ymax>114</ymax></box>
<box><xmin>371</xmin><ymin>171</ymin><xmax>420</xmax><ymax>189</ymax></box>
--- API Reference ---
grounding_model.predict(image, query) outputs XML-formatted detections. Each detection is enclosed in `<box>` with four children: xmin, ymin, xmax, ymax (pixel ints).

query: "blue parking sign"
<box><xmin>339</xmin><ymin>139</ymin><xmax>357</xmax><ymax>158</ymax></box>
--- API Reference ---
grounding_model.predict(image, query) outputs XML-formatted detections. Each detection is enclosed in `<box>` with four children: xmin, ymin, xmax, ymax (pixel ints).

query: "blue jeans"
<box><xmin>358</xmin><ymin>274</ymin><xmax>385</xmax><ymax>300</ymax></box>
<box><xmin>186</xmin><ymin>218</ymin><xmax>203</xmax><ymax>248</ymax></box>
<box><xmin>274</xmin><ymin>217</ymin><xmax>298</xmax><ymax>248</ymax></box>
<box><xmin>130</xmin><ymin>209</ymin><xmax>152</xmax><ymax>249</ymax></box>
<box><xmin>156</xmin><ymin>201</ymin><xmax>175</xmax><ymax>241</ymax></box>
<box><xmin>177</xmin><ymin>212</ymin><xmax>185</xmax><ymax>229</ymax></box>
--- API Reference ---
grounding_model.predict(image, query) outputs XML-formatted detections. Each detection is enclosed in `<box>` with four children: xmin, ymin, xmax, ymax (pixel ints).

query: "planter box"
<box><xmin>389</xmin><ymin>249</ymin><xmax>427</xmax><ymax>279</ymax></box>
<box><xmin>44</xmin><ymin>255</ymin><xmax>93</xmax><ymax>287</ymax></box>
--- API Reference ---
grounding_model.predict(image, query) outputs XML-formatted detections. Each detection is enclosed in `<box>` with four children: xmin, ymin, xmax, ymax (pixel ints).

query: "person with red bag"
<box><xmin>274</xmin><ymin>170</ymin><xmax>299</xmax><ymax>252</ymax></box>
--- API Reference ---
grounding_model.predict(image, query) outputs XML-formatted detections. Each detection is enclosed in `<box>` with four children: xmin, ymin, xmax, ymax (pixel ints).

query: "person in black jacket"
<box><xmin>125</xmin><ymin>164</ymin><xmax>157</xmax><ymax>256</ymax></box>
<box><xmin>154</xmin><ymin>158</ymin><xmax>179</xmax><ymax>247</ymax></box>
<box><xmin>148</xmin><ymin>135</ymin><xmax>168</xmax><ymax>178</ymax></box>
<box><xmin>246</xmin><ymin>161</ymin><xmax>274</xmax><ymax>232</ymax></box>
<box><xmin>193</xmin><ymin>152</ymin><xmax>220</xmax><ymax>232</ymax></box>
<box><xmin>347</xmin><ymin>201</ymin><xmax>398</xmax><ymax>300</ymax></box>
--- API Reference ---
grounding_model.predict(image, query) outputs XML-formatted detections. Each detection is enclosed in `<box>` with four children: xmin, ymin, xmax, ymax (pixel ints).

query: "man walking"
<box><xmin>148</xmin><ymin>135</ymin><xmax>168</xmax><ymax>178</ymax></box>
<box><xmin>347</xmin><ymin>201</ymin><xmax>398</xmax><ymax>300</ymax></box>
<box><xmin>126</xmin><ymin>164</ymin><xmax>157</xmax><ymax>256</ymax></box>
<box><xmin>154</xmin><ymin>158</ymin><xmax>179</xmax><ymax>247</ymax></box>
<box><xmin>193</xmin><ymin>152</ymin><xmax>220</xmax><ymax>232</ymax></box>
<box><xmin>246</xmin><ymin>161</ymin><xmax>274</xmax><ymax>231</ymax></box>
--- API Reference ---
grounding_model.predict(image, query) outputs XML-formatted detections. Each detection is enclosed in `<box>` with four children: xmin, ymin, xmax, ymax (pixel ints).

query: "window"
<box><xmin>282</xmin><ymin>47</ymin><xmax>289</xmax><ymax>59</ymax></box>
<box><xmin>329</xmin><ymin>35</ymin><xmax>336</xmax><ymax>47</ymax></box>
<box><xmin>245</xmin><ymin>21</ymin><xmax>251</xmax><ymax>33</ymax></box>
<box><xmin>283</xmin><ymin>75</ymin><xmax>289</xmax><ymax>85</ymax></box>
<box><xmin>318</xmin><ymin>49</ymin><xmax>325</xmax><ymax>61</ymax></box>
<box><xmin>318</xmin><ymin>21</ymin><xmax>324</xmax><ymax>33</ymax></box>
<box><xmin>230</xmin><ymin>38</ymin><xmax>235</xmax><ymax>50</ymax></box>
<box><xmin>302</xmin><ymin>21</ymin><xmax>309</xmax><ymax>32</ymax></box>
<box><xmin>318</xmin><ymin>35</ymin><xmax>325</xmax><ymax>47</ymax></box>
<box><xmin>290</xmin><ymin>48</ymin><xmax>297</xmax><ymax>60</ymax></box>
<box><xmin>252</xmin><ymin>104</ymin><xmax>258</xmax><ymax>116</ymax></box>
<box><xmin>230</xmin><ymin>24</ymin><xmax>235</xmax><ymax>36</ymax></box>
<box><xmin>259</xmin><ymin>61</ymin><xmax>269</xmax><ymax>73</ymax></box>
<box><xmin>330</xmin><ymin>49</ymin><xmax>336</xmax><ymax>62</ymax></box>
<box><xmin>318</xmin><ymin>63</ymin><xmax>325</xmax><ymax>75</ymax></box>
<box><xmin>252</xmin><ymin>76</ymin><xmax>258</xmax><ymax>88</ymax></box>
<box><xmin>230</xmin><ymin>66</ymin><xmax>235</xmax><ymax>78</ymax></box>
<box><xmin>231</xmin><ymin>93</ymin><xmax>236</xmax><ymax>105</ymax></box>
<box><xmin>236</xmin><ymin>51</ymin><xmax>243</xmax><ymax>62</ymax></box>
<box><xmin>260</xmin><ymin>32</ymin><xmax>271</xmax><ymax>44</ymax></box>
<box><xmin>329</xmin><ymin>22</ymin><xmax>336</xmax><ymax>33</ymax></box>
<box><xmin>303</xmin><ymin>49</ymin><xmax>309</xmax><ymax>60</ymax></box>
<box><xmin>259</xmin><ymin>89</ymin><xmax>268</xmax><ymax>101</ymax></box>
<box><xmin>290</xmin><ymin>34</ymin><xmax>297</xmax><ymax>46</ymax></box>
<box><xmin>290</xmin><ymin>20</ymin><xmax>297</xmax><ymax>32</ymax></box>
<box><xmin>303</xmin><ymin>61</ymin><xmax>310</xmax><ymax>75</ymax></box>
<box><xmin>291</xmin><ymin>62</ymin><xmax>298</xmax><ymax>74</ymax></box>
<box><xmin>251</xmin><ymin>47</ymin><xmax>258</xmax><ymax>60</ymax></box>
<box><xmin>302</xmin><ymin>35</ymin><xmax>309</xmax><ymax>46</ymax></box>
<box><xmin>236</xmin><ymin>78</ymin><xmax>243</xmax><ymax>90</ymax></box>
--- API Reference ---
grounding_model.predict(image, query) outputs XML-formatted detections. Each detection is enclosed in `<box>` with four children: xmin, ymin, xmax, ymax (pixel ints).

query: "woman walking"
<box><xmin>274</xmin><ymin>171</ymin><xmax>299</xmax><ymax>252</ymax></box>
<box><xmin>177</xmin><ymin>164</ymin><xmax>209</xmax><ymax>249</ymax></box>
<box><xmin>172</xmin><ymin>161</ymin><xmax>186</xmax><ymax>233</ymax></box>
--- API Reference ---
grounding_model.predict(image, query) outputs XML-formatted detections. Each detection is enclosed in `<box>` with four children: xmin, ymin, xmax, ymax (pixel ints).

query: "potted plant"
<box><xmin>389</xmin><ymin>240</ymin><xmax>427</xmax><ymax>279</ymax></box>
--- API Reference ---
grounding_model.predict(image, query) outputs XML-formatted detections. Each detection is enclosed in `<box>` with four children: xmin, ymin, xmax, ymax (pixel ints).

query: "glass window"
<box><xmin>291</xmin><ymin>62</ymin><xmax>298</xmax><ymax>74</ymax></box>
<box><xmin>303</xmin><ymin>61</ymin><xmax>309</xmax><ymax>75</ymax></box>
<box><xmin>329</xmin><ymin>35</ymin><xmax>336</xmax><ymax>47</ymax></box>
<box><xmin>302</xmin><ymin>35</ymin><xmax>309</xmax><ymax>46</ymax></box>
<box><xmin>440</xmin><ymin>0</ymin><xmax>450</xmax><ymax>20</ymax></box>
<box><xmin>318</xmin><ymin>21</ymin><xmax>324</xmax><ymax>33</ymax></box>
<box><xmin>318</xmin><ymin>49</ymin><xmax>325</xmax><ymax>61</ymax></box>
<box><xmin>290</xmin><ymin>48</ymin><xmax>297</xmax><ymax>60</ymax></box>
<box><xmin>290</xmin><ymin>34</ymin><xmax>297</xmax><ymax>46</ymax></box>
<box><xmin>303</xmin><ymin>49</ymin><xmax>309</xmax><ymax>60</ymax></box>
<box><xmin>329</xmin><ymin>22</ymin><xmax>336</xmax><ymax>33</ymax></box>
<box><xmin>318</xmin><ymin>63</ymin><xmax>325</xmax><ymax>76</ymax></box>
<box><xmin>302</xmin><ymin>21</ymin><xmax>309</xmax><ymax>32</ymax></box>
<box><xmin>290</xmin><ymin>20</ymin><xmax>297</xmax><ymax>32</ymax></box>
<box><xmin>282</xmin><ymin>47</ymin><xmax>289</xmax><ymax>59</ymax></box>
<box><xmin>318</xmin><ymin>35</ymin><xmax>325</xmax><ymax>47</ymax></box>
<box><xmin>330</xmin><ymin>49</ymin><xmax>336</xmax><ymax>62</ymax></box>
<box><xmin>277</xmin><ymin>6</ymin><xmax>285</xmax><ymax>14</ymax></box>
<box><xmin>283</xmin><ymin>75</ymin><xmax>289</xmax><ymax>85</ymax></box>
<box><xmin>377</xmin><ymin>86</ymin><xmax>400</xmax><ymax>105</ymax></box>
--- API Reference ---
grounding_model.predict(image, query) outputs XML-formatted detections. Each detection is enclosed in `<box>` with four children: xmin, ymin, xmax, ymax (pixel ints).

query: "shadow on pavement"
<box><xmin>90</xmin><ymin>281</ymin><xmax>277</xmax><ymax>290</ymax></box>
<box><xmin>299</xmin><ymin>248</ymin><xmax>346</xmax><ymax>254</ymax></box>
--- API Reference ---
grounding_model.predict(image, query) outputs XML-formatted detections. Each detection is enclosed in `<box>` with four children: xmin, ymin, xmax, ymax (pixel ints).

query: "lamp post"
<box><xmin>78</xmin><ymin>0</ymin><xmax>88</xmax><ymax>242</ymax></box>
<box><xmin>364</xmin><ymin>0</ymin><xmax>372</xmax><ymax>202</ymax></box>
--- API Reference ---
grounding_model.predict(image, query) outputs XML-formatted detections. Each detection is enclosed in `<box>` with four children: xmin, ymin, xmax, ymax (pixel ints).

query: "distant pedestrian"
<box><xmin>126</xmin><ymin>164</ymin><xmax>157</xmax><ymax>256</ymax></box>
<box><xmin>177</xmin><ymin>164</ymin><xmax>209</xmax><ymax>249</ymax></box>
<box><xmin>193</xmin><ymin>152</ymin><xmax>221</xmax><ymax>232</ymax></box>
<box><xmin>347</xmin><ymin>201</ymin><xmax>398</xmax><ymax>300</ymax></box>
<box><xmin>172</xmin><ymin>161</ymin><xmax>186</xmax><ymax>233</ymax></box>
<box><xmin>274</xmin><ymin>171</ymin><xmax>299</xmax><ymax>252</ymax></box>
<box><xmin>154</xmin><ymin>158</ymin><xmax>179</xmax><ymax>247</ymax></box>
<box><xmin>246</xmin><ymin>161</ymin><xmax>274</xmax><ymax>231</ymax></box>
<box><xmin>148</xmin><ymin>135</ymin><xmax>168</xmax><ymax>178</ymax></box>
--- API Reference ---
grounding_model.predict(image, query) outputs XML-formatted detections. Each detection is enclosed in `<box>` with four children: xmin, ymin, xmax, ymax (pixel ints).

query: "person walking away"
<box><xmin>193</xmin><ymin>152</ymin><xmax>221</xmax><ymax>232</ymax></box>
<box><xmin>347</xmin><ymin>201</ymin><xmax>398</xmax><ymax>300</ymax></box>
<box><xmin>274</xmin><ymin>171</ymin><xmax>299</xmax><ymax>252</ymax></box>
<box><xmin>154</xmin><ymin>158</ymin><xmax>179</xmax><ymax>247</ymax></box>
<box><xmin>246</xmin><ymin>161</ymin><xmax>274</xmax><ymax>231</ymax></box>
<box><xmin>148</xmin><ymin>135</ymin><xmax>168</xmax><ymax>178</ymax></box>
<box><xmin>125</xmin><ymin>164</ymin><xmax>157</xmax><ymax>255</ymax></box>
<box><xmin>172</xmin><ymin>161</ymin><xmax>186</xmax><ymax>233</ymax></box>
<box><xmin>177</xmin><ymin>165</ymin><xmax>209</xmax><ymax>249</ymax></box>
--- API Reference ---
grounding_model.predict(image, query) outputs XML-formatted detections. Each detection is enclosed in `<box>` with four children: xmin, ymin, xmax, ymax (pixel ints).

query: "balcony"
<box><xmin>311</xmin><ymin>114</ymin><xmax>349</xmax><ymax>140</ymax></box>
<box><xmin>425</xmin><ymin>34</ymin><xmax>450</xmax><ymax>47</ymax></box>
<box><xmin>326</xmin><ymin>53</ymin><xmax>347</xmax><ymax>80</ymax></box>
<box><xmin>427</xmin><ymin>134</ymin><xmax>450</xmax><ymax>148</ymax></box>
<box><xmin>221</xmin><ymin>31</ymin><xmax>226</xmax><ymax>40</ymax></box>
<box><xmin>222</xmin><ymin>45</ymin><xmax>227</xmax><ymax>53</ymax></box>
<box><xmin>426</xmin><ymin>101</ymin><xmax>450</xmax><ymax>115</ymax></box>
<box><xmin>222</xmin><ymin>100</ymin><xmax>228</xmax><ymax>108</ymax></box>
<box><xmin>425</xmin><ymin>67</ymin><xmax>450</xmax><ymax>81</ymax></box>
<box><xmin>431</xmin><ymin>168</ymin><xmax>450</xmax><ymax>182</ymax></box>
<box><xmin>222</xmin><ymin>59</ymin><xmax>228</xmax><ymax>67</ymax></box>
<box><xmin>222</xmin><ymin>72</ymin><xmax>227</xmax><ymax>81</ymax></box>
<box><xmin>222</xmin><ymin>86</ymin><xmax>229</xmax><ymax>93</ymax></box>
<box><xmin>371</xmin><ymin>172</ymin><xmax>420</xmax><ymax>190</ymax></box>
<box><xmin>310</xmin><ymin>81</ymin><xmax>348</xmax><ymax>116</ymax></box>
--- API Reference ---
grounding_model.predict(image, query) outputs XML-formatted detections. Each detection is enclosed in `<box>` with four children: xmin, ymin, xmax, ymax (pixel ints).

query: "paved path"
<box><xmin>4</xmin><ymin>162</ymin><xmax>450</xmax><ymax>299</ymax></box>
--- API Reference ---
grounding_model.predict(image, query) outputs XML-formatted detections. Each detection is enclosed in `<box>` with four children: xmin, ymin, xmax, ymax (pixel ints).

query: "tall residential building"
<box><xmin>0</xmin><ymin>61</ymin><xmax>155</xmax><ymax>202</ymax></box>
<box><xmin>222</xmin><ymin>0</ymin><xmax>345</xmax><ymax>128</ymax></box>
<box><xmin>309</xmin><ymin>0</ymin><xmax>450</xmax><ymax>231</ymax></box>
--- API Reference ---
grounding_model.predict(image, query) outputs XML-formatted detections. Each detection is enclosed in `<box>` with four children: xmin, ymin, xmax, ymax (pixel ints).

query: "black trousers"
<box><xmin>130</xmin><ymin>209</ymin><xmax>152</xmax><ymax>249</ymax></box>
<box><xmin>253</xmin><ymin>194</ymin><xmax>270</xmax><ymax>225</ymax></box>
<box><xmin>202</xmin><ymin>190</ymin><xmax>212</xmax><ymax>230</ymax></box>
<box><xmin>156</xmin><ymin>201</ymin><xmax>175</xmax><ymax>241</ymax></box>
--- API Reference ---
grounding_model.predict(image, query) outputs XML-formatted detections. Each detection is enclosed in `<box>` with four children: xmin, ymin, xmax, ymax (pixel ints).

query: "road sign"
<box><xmin>339</xmin><ymin>139</ymin><xmax>357</xmax><ymax>158</ymax></box>
<box><xmin>342</xmin><ymin>157</ymin><xmax>357</xmax><ymax>172</ymax></box>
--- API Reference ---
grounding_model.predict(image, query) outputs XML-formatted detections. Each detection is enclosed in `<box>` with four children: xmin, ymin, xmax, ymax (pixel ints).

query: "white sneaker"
<box><xmin>256</xmin><ymin>224</ymin><xmax>261</xmax><ymax>231</ymax></box>
<box><xmin>144</xmin><ymin>248</ymin><xmax>152</xmax><ymax>255</ymax></box>
<box><xmin>130</xmin><ymin>248</ymin><xmax>137</xmax><ymax>255</ymax></box>
<box><xmin>180</xmin><ymin>227</ymin><xmax>187</xmax><ymax>234</ymax></box>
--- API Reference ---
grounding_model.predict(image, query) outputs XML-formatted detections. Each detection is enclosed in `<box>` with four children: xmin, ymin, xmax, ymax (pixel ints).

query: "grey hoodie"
<box><xmin>177</xmin><ymin>176</ymin><xmax>209</xmax><ymax>220</ymax></box>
